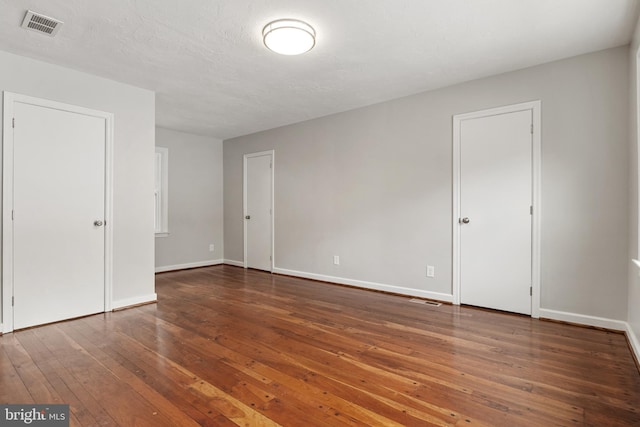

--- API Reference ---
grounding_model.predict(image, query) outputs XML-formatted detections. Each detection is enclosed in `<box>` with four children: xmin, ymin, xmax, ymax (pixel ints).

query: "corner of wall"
<box><xmin>627</xmin><ymin>16</ymin><xmax>640</xmax><ymax>367</ymax></box>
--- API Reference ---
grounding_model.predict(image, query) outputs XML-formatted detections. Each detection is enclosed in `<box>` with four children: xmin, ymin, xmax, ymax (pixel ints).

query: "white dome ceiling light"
<box><xmin>262</xmin><ymin>19</ymin><xmax>316</xmax><ymax>55</ymax></box>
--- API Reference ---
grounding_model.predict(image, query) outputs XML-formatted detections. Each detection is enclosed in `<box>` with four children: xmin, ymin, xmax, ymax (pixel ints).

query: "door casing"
<box><xmin>452</xmin><ymin>101</ymin><xmax>541</xmax><ymax>318</ymax></box>
<box><xmin>243</xmin><ymin>150</ymin><xmax>275</xmax><ymax>271</ymax></box>
<box><xmin>2</xmin><ymin>91</ymin><xmax>114</xmax><ymax>333</ymax></box>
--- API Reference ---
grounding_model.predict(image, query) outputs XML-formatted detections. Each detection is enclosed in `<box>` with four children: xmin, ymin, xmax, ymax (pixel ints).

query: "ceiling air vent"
<box><xmin>21</xmin><ymin>10</ymin><xmax>63</xmax><ymax>37</ymax></box>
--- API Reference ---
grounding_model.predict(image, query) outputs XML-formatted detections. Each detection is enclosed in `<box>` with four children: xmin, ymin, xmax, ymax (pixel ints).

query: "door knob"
<box><xmin>94</xmin><ymin>220</ymin><xmax>104</xmax><ymax>227</ymax></box>
<box><xmin>461</xmin><ymin>217</ymin><xmax>470</xmax><ymax>224</ymax></box>
<box><xmin>245</xmin><ymin>215</ymin><xmax>251</xmax><ymax>220</ymax></box>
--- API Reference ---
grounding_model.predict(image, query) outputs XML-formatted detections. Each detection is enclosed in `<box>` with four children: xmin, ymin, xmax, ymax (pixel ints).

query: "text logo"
<box><xmin>0</xmin><ymin>405</ymin><xmax>69</xmax><ymax>426</ymax></box>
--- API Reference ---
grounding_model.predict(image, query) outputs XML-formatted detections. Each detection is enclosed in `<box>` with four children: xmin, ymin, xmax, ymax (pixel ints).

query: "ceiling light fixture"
<box><xmin>262</xmin><ymin>19</ymin><xmax>316</xmax><ymax>55</ymax></box>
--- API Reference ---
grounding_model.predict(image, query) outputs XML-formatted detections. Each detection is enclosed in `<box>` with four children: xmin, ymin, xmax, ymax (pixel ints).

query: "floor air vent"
<box><xmin>409</xmin><ymin>298</ymin><xmax>441</xmax><ymax>307</ymax></box>
<box><xmin>21</xmin><ymin>10</ymin><xmax>63</xmax><ymax>37</ymax></box>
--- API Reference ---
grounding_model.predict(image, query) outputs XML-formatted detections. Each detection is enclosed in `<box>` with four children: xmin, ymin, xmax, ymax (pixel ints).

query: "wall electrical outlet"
<box><xmin>209</xmin><ymin>244</ymin><xmax>215</xmax><ymax>252</ymax></box>
<box><xmin>333</xmin><ymin>255</ymin><xmax>340</xmax><ymax>265</ymax></box>
<box><xmin>426</xmin><ymin>265</ymin><xmax>435</xmax><ymax>278</ymax></box>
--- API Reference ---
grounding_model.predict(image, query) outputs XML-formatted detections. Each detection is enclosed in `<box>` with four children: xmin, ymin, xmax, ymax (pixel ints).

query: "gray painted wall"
<box><xmin>225</xmin><ymin>46</ymin><xmax>629</xmax><ymax>321</ymax></box>
<box><xmin>0</xmin><ymin>49</ymin><xmax>155</xmax><ymax>313</ymax></box>
<box><xmin>155</xmin><ymin>127</ymin><xmax>224</xmax><ymax>269</ymax></box>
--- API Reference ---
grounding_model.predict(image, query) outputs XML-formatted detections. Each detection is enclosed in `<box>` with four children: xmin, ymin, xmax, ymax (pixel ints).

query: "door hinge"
<box><xmin>530</xmin><ymin>124</ymin><xmax>533</xmax><ymax>134</ymax></box>
<box><xmin>270</xmin><ymin>163</ymin><xmax>272</xmax><ymax>169</ymax></box>
<box><xmin>12</xmin><ymin>118</ymin><xmax>15</xmax><ymax>128</ymax></box>
<box><xmin>270</xmin><ymin>255</ymin><xmax>272</xmax><ymax>261</ymax></box>
<box><xmin>12</xmin><ymin>296</ymin><xmax>14</xmax><ymax>306</ymax></box>
<box><xmin>11</xmin><ymin>210</ymin><xmax>14</xmax><ymax>220</ymax></box>
<box><xmin>530</xmin><ymin>205</ymin><xmax>533</xmax><ymax>215</ymax></box>
<box><xmin>530</xmin><ymin>286</ymin><xmax>532</xmax><ymax>296</ymax></box>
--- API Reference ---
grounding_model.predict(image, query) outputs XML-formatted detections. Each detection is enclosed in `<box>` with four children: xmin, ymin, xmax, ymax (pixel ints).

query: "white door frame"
<box><xmin>452</xmin><ymin>100</ymin><xmax>541</xmax><ymax>318</ymax></box>
<box><xmin>243</xmin><ymin>150</ymin><xmax>275</xmax><ymax>271</ymax></box>
<box><xmin>2</xmin><ymin>92</ymin><xmax>114</xmax><ymax>333</ymax></box>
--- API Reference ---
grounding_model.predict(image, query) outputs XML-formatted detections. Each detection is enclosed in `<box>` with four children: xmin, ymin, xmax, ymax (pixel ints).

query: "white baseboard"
<box><xmin>224</xmin><ymin>259</ymin><xmax>245</xmax><ymax>268</ymax></box>
<box><xmin>626</xmin><ymin>322</ymin><xmax>640</xmax><ymax>365</ymax></box>
<box><xmin>538</xmin><ymin>308</ymin><xmax>627</xmax><ymax>331</ymax></box>
<box><xmin>272</xmin><ymin>267</ymin><xmax>453</xmax><ymax>303</ymax></box>
<box><xmin>155</xmin><ymin>259</ymin><xmax>223</xmax><ymax>273</ymax></box>
<box><xmin>112</xmin><ymin>293</ymin><xmax>157</xmax><ymax>310</ymax></box>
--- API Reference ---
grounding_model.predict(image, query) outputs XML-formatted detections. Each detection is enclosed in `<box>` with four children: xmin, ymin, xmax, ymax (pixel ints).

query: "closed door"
<box><xmin>11</xmin><ymin>100</ymin><xmax>106</xmax><ymax>329</ymax></box>
<box><xmin>244</xmin><ymin>152</ymin><xmax>273</xmax><ymax>271</ymax></box>
<box><xmin>459</xmin><ymin>109</ymin><xmax>532</xmax><ymax>315</ymax></box>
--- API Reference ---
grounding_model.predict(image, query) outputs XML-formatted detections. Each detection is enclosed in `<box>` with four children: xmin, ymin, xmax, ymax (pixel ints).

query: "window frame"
<box><xmin>155</xmin><ymin>147</ymin><xmax>169</xmax><ymax>237</ymax></box>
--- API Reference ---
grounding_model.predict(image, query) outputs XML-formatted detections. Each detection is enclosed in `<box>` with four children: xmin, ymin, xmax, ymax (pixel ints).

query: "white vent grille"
<box><xmin>21</xmin><ymin>10</ymin><xmax>63</xmax><ymax>37</ymax></box>
<box><xmin>409</xmin><ymin>298</ymin><xmax>442</xmax><ymax>307</ymax></box>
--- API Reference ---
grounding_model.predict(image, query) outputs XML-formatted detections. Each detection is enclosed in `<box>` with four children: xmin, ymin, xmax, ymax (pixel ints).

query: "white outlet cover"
<box><xmin>426</xmin><ymin>265</ymin><xmax>435</xmax><ymax>277</ymax></box>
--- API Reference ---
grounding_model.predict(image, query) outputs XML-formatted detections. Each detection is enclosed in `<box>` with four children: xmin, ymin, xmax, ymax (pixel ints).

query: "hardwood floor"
<box><xmin>1</xmin><ymin>265</ymin><xmax>639</xmax><ymax>426</ymax></box>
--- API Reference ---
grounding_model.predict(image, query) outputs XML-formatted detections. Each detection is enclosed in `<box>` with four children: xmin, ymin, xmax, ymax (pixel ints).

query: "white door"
<box><xmin>244</xmin><ymin>152</ymin><xmax>273</xmax><ymax>271</ymax></box>
<box><xmin>10</xmin><ymin>99</ymin><xmax>106</xmax><ymax>329</ymax></box>
<box><xmin>458</xmin><ymin>109</ymin><xmax>533</xmax><ymax>315</ymax></box>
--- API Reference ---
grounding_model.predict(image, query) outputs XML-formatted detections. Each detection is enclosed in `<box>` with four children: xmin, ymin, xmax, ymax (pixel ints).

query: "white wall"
<box><xmin>628</xmin><ymin>19</ymin><xmax>640</xmax><ymax>354</ymax></box>
<box><xmin>0</xmin><ymin>49</ymin><xmax>156</xmax><ymax>313</ymax></box>
<box><xmin>225</xmin><ymin>46</ymin><xmax>630</xmax><ymax>321</ymax></box>
<box><xmin>155</xmin><ymin>127</ymin><xmax>224</xmax><ymax>271</ymax></box>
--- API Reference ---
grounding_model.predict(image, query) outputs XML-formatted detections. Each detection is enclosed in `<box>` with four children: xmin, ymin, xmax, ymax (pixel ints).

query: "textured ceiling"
<box><xmin>0</xmin><ymin>0</ymin><xmax>638</xmax><ymax>140</ymax></box>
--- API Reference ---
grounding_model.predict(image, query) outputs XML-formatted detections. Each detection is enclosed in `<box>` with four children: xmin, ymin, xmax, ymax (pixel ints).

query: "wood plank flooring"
<box><xmin>1</xmin><ymin>265</ymin><xmax>639</xmax><ymax>426</ymax></box>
